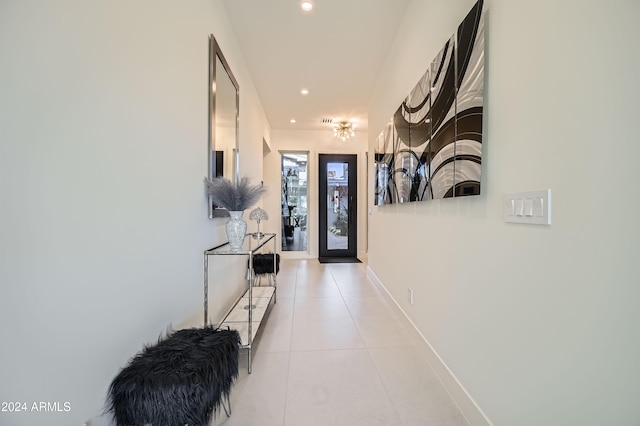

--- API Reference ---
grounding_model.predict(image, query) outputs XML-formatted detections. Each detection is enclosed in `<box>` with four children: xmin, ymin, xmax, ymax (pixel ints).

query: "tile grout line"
<box><xmin>278</xmin><ymin>259</ymin><xmax>301</xmax><ymax>426</ymax></box>
<box><xmin>328</xmin><ymin>263</ymin><xmax>405</xmax><ymax>424</ymax></box>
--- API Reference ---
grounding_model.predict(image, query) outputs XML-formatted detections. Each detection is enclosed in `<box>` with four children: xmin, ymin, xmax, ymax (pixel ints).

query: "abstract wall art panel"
<box><xmin>429</xmin><ymin>34</ymin><xmax>458</xmax><ymax>200</ymax></box>
<box><xmin>453</xmin><ymin>0</ymin><xmax>484</xmax><ymax>197</ymax></box>
<box><xmin>384</xmin><ymin>118</ymin><xmax>402</xmax><ymax>204</ymax></box>
<box><xmin>373</xmin><ymin>0</ymin><xmax>484</xmax><ymax>205</ymax></box>
<box><xmin>393</xmin><ymin>102</ymin><xmax>413</xmax><ymax>204</ymax></box>
<box><xmin>403</xmin><ymin>69</ymin><xmax>431</xmax><ymax>202</ymax></box>
<box><xmin>374</xmin><ymin>119</ymin><xmax>395</xmax><ymax>205</ymax></box>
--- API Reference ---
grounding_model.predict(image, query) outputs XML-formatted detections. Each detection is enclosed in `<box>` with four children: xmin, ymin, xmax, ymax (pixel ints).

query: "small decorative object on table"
<box><xmin>249</xmin><ymin>207</ymin><xmax>269</xmax><ymax>239</ymax></box>
<box><xmin>204</xmin><ymin>177</ymin><xmax>265</xmax><ymax>251</ymax></box>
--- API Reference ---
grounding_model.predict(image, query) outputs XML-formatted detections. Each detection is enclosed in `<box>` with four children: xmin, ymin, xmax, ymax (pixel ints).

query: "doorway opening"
<box><xmin>281</xmin><ymin>152</ymin><xmax>308</xmax><ymax>252</ymax></box>
<box><xmin>318</xmin><ymin>154</ymin><xmax>358</xmax><ymax>260</ymax></box>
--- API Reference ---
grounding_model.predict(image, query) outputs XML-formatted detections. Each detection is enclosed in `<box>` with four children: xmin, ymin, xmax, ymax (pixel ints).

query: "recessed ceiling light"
<box><xmin>290</xmin><ymin>119</ymin><xmax>296</xmax><ymax>124</ymax></box>
<box><xmin>300</xmin><ymin>1</ymin><xmax>313</xmax><ymax>12</ymax></box>
<box><xmin>301</xmin><ymin>88</ymin><xmax>309</xmax><ymax>95</ymax></box>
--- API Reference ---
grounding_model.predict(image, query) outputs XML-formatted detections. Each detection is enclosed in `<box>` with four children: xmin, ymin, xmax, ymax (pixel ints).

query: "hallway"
<box><xmin>214</xmin><ymin>259</ymin><xmax>467</xmax><ymax>426</ymax></box>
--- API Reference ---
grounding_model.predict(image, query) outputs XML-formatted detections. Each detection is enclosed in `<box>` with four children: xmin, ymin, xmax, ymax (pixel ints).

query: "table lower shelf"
<box><xmin>220</xmin><ymin>286</ymin><xmax>275</xmax><ymax>347</ymax></box>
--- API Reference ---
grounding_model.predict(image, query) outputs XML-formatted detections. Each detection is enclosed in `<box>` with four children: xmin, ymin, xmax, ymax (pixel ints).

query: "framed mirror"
<box><xmin>208</xmin><ymin>34</ymin><xmax>239</xmax><ymax>218</ymax></box>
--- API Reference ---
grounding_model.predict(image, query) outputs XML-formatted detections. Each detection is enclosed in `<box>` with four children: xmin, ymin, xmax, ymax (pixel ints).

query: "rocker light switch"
<box><xmin>534</xmin><ymin>197</ymin><xmax>545</xmax><ymax>217</ymax></box>
<box><xmin>524</xmin><ymin>198</ymin><xmax>533</xmax><ymax>216</ymax></box>
<box><xmin>515</xmin><ymin>198</ymin><xmax>524</xmax><ymax>216</ymax></box>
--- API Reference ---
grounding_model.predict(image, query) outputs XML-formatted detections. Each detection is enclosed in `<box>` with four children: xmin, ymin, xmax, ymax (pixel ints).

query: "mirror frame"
<box><xmin>208</xmin><ymin>34</ymin><xmax>240</xmax><ymax>219</ymax></box>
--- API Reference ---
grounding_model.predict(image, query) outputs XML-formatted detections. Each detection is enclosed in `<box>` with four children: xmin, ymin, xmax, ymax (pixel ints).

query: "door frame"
<box><xmin>279</xmin><ymin>150</ymin><xmax>310</xmax><ymax>254</ymax></box>
<box><xmin>318</xmin><ymin>153</ymin><xmax>358</xmax><ymax>258</ymax></box>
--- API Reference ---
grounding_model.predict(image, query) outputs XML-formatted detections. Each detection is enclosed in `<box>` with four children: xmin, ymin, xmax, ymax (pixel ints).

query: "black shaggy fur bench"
<box><xmin>106</xmin><ymin>326</ymin><xmax>241</xmax><ymax>426</ymax></box>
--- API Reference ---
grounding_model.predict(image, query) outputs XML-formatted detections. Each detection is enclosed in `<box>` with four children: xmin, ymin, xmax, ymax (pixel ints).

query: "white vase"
<box><xmin>226</xmin><ymin>210</ymin><xmax>247</xmax><ymax>251</ymax></box>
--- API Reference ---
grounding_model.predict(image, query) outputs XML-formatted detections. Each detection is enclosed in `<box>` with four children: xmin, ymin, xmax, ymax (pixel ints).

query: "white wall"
<box><xmin>0</xmin><ymin>1</ymin><xmax>268</xmax><ymax>425</ymax></box>
<box><xmin>369</xmin><ymin>0</ymin><xmax>640</xmax><ymax>425</ymax></box>
<box><xmin>262</xmin><ymin>129</ymin><xmax>368</xmax><ymax>259</ymax></box>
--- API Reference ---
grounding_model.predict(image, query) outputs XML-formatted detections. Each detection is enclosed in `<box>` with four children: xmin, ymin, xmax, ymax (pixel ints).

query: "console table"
<box><xmin>203</xmin><ymin>232</ymin><xmax>277</xmax><ymax>374</ymax></box>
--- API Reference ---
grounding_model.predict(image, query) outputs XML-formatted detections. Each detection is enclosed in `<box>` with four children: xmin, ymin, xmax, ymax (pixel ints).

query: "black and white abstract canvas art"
<box><xmin>374</xmin><ymin>0</ymin><xmax>484</xmax><ymax>205</ymax></box>
<box><xmin>374</xmin><ymin>119</ymin><xmax>396</xmax><ymax>205</ymax></box>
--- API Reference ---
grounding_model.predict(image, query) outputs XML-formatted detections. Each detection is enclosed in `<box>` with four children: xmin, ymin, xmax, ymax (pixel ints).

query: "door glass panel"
<box><xmin>326</xmin><ymin>162</ymin><xmax>349</xmax><ymax>251</ymax></box>
<box><xmin>281</xmin><ymin>153</ymin><xmax>308</xmax><ymax>251</ymax></box>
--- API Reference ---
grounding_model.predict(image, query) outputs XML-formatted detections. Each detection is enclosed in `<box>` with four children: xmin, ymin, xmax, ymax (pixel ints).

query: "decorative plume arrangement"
<box><xmin>204</xmin><ymin>176</ymin><xmax>265</xmax><ymax>211</ymax></box>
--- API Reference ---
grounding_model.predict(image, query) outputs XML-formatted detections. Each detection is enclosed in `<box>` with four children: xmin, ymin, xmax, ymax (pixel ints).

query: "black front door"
<box><xmin>318</xmin><ymin>154</ymin><xmax>357</xmax><ymax>259</ymax></box>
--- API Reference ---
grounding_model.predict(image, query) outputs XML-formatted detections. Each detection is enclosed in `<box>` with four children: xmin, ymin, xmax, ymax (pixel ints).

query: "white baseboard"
<box><xmin>367</xmin><ymin>267</ymin><xmax>493</xmax><ymax>426</ymax></box>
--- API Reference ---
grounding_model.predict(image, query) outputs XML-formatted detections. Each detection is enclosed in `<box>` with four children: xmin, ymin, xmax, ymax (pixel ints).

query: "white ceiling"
<box><xmin>222</xmin><ymin>0</ymin><xmax>409</xmax><ymax>132</ymax></box>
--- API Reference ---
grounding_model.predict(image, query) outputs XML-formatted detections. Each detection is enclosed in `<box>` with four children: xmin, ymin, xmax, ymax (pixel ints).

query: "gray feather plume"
<box><xmin>204</xmin><ymin>177</ymin><xmax>265</xmax><ymax>211</ymax></box>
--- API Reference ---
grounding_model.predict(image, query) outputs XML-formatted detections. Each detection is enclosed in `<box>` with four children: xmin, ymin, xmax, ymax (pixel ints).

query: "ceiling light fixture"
<box><xmin>290</xmin><ymin>119</ymin><xmax>296</xmax><ymax>123</ymax></box>
<box><xmin>301</xmin><ymin>88</ymin><xmax>309</xmax><ymax>95</ymax></box>
<box><xmin>300</xmin><ymin>1</ymin><xmax>313</xmax><ymax>12</ymax></box>
<box><xmin>333</xmin><ymin>120</ymin><xmax>355</xmax><ymax>141</ymax></box>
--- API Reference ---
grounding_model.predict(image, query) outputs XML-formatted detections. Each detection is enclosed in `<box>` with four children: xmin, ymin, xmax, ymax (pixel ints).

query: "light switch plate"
<box><xmin>504</xmin><ymin>189</ymin><xmax>551</xmax><ymax>225</ymax></box>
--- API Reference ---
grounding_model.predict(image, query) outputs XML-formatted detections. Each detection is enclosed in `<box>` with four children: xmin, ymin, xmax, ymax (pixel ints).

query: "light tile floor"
<box><xmin>214</xmin><ymin>259</ymin><xmax>468</xmax><ymax>426</ymax></box>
